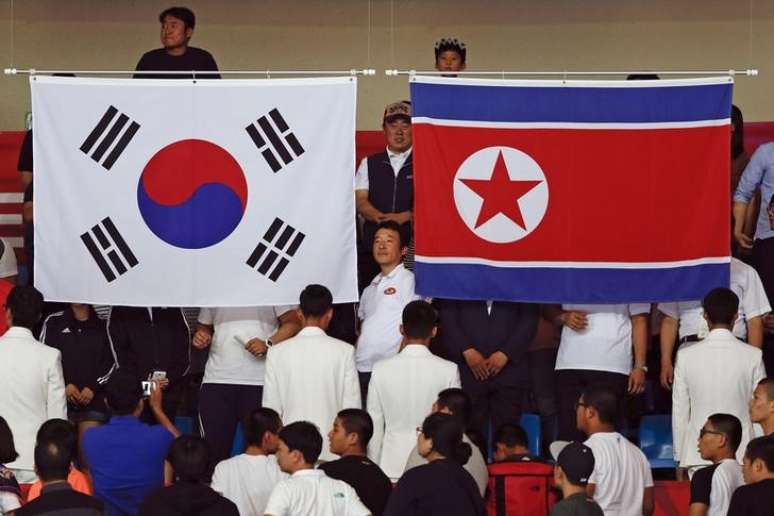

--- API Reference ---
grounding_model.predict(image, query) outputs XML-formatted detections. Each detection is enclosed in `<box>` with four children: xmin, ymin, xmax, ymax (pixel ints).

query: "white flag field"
<box><xmin>32</xmin><ymin>76</ymin><xmax>358</xmax><ymax>306</ymax></box>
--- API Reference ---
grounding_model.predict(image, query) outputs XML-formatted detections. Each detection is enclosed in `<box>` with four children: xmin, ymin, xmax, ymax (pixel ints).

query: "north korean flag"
<box><xmin>411</xmin><ymin>76</ymin><xmax>733</xmax><ymax>303</ymax></box>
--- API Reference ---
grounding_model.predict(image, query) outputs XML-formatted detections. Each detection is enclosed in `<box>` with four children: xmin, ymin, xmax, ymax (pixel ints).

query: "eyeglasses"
<box><xmin>699</xmin><ymin>428</ymin><xmax>724</xmax><ymax>438</ymax></box>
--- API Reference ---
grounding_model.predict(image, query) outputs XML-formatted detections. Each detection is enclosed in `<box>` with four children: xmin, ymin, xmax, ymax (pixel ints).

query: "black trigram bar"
<box><xmin>246</xmin><ymin>217</ymin><xmax>306</xmax><ymax>282</ymax></box>
<box><xmin>245</xmin><ymin>108</ymin><xmax>305</xmax><ymax>173</ymax></box>
<box><xmin>80</xmin><ymin>217</ymin><xmax>139</xmax><ymax>282</ymax></box>
<box><xmin>80</xmin><ymin>106</ymin><xmax>141</xmax><ymax>170</ymax></box>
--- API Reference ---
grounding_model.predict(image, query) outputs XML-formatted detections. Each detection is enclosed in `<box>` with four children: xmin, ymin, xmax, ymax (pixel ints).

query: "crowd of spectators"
<box><xmin>2</xmin><ymin>4</ymin><xmax>774</xmax><ymax>516</ymax></box>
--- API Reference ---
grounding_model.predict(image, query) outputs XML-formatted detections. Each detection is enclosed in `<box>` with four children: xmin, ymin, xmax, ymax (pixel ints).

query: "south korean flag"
<box><xmin>32</xmin><ymin>75</ymin><xmax>358</xmax><ymax>306</ymax></box>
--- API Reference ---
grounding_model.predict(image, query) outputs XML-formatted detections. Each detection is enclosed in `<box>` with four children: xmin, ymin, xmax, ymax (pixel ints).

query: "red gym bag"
<box><xmin>486</xmin><ymin>460</ymin><xmax>558</xmax><ymax>516</ymax></box>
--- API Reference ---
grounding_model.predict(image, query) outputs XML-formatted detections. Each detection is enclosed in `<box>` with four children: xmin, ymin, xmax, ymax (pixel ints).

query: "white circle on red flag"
<box><xmin>453</xmin><ymin>146</ymin><xmax>548</xmax><ymax>243</ymax></box>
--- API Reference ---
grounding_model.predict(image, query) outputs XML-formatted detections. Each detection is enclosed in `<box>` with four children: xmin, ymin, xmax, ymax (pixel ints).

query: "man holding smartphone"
<box><xmin>193</xmin><ymin>307</ymin><xmax>301</xmax><ymax>465</ymax></box>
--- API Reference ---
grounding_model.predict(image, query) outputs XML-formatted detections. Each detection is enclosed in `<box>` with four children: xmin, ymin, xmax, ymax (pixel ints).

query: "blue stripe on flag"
<box><xmin>414</xmin><ymin>262</ymin><xmax>730</xmax><ymax>303</ymax></box>
<box><xmin>410</xmin><ymin>81</ymin><xmax>733</xmax><ymax>124</ymax></box>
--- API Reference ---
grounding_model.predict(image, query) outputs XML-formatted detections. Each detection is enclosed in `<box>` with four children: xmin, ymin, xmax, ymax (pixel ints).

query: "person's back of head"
<box><xmin>299</xmin><ymin>284</ymin><xmax>334</xmax><ymax>328</ymax></box>
<box><xmin>702</xmin><ymin>288</ymin><xmax>739</xmax><ymax>328</ymax></box>
<box><xmin>700</xmin><ymin>414</ymin><xmax>743</xmax><ymax>462</ymax></box>
<box><xmin>168</xmin><ymin>435</ymin><xmax>210</xmax><ymax>483</ymax></box>
<box><xmin>435</xmin><ymin>388</ymin><xmax>472</xmax><ymax>426</ymax></box>
<box><xmin>105</xmin><ymin>372</ymin><xmax>143</xmax><ymax>416</ymax></box>
<box><xmin>401</xmin><ymin>300</ymin><xmax>438</xmax><ymax>342</ymax></box>
<box><xmin>277</xmin><ymin>421</ymin><xmax>322</xmax><ymax>473</ymax></box>
<box><xmin>493</xmin><ymin>423</ymin><xmax>530</xmax><ymax>462</ymax></box>
<box><xmin>243</xmin><ymin>407</ymin><xmax>282</xmax><ymax>451</ymax></box>
<box><xmin>34</xmin><ymin>439</ymin><xmax>73</xmax><ymax>483</ymax></box>
<box><xmin>0</xmin><ymin>416</ymin><xmax>19</xmax><ymax>465</ymax></box>
<box><xmin>6</xmin><ymin>285</ymin><xmax>44</xmax><ymax>331</ymax></box>
<box><xmin>36</xmin><ymin>419</ymin><xmax>77</xmax><ymax>465</ymax></box>
<box><xmin>577</xmin><ymin>384</ymin><xmax>619</xmax><ymax>435</ymax></box>
<box><xmin>333</xmin><ymin>409</ymin><xmax>374</xmax><ymax>455</ymax></box>
<box><xmin>742</xmin><ymin>436</ymin><xmax>774</xmax><ymax>484</ymax></box>
<box><xmin>419</xmin><ymin>412</ymin><xmax>471</xmax><ymax>466</ymax></box>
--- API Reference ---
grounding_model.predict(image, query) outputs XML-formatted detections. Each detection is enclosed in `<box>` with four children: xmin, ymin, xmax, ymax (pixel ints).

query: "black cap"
<box><xmin>556</xmin><ymin>441</ymin><xmax>595</xmax><ymax>485</ymax></box>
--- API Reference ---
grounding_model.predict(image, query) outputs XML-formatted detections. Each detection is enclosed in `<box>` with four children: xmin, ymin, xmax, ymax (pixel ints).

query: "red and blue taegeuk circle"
<box><xmin>137</xmin><ymin>139</ymin><xmax>248</xmax><ymax>249</ymax></box>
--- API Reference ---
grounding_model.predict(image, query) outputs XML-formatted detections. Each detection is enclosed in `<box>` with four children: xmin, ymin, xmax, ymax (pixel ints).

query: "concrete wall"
<box><xmin>1</xmin><ymin>0</ymin><xmax>772</xmax><ymax>129</ymax></box>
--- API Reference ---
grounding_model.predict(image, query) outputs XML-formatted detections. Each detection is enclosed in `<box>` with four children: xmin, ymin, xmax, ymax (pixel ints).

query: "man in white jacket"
<box><xmin>263</xmin><ymin>285</ymin><xmax>361</xmax><ymax>462</ymax></box>
<box><xmin>673</xmin><ymin>287</ymin><xmax>767</xmax><ymax>478</ymax></box>
<box><xmin>0</xmin><ymin>286</ymin><xmax>66</xmax><ymax>482</ymax></box>
<box><xmin>367</xmin><ymin>300</ymin><xmax>461</xmax><ymax>481</ymax></box>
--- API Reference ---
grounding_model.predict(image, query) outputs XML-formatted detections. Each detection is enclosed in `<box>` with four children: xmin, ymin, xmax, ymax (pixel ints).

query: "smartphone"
<box><xmin>141</xmin><ymin>381</ymin><xmax>153</xmax><ymax>397</ymax></box>
<box><xmin>151</xmin><ymin>370</ymin><xmax>167</xmax><ymax>381</ymax></box>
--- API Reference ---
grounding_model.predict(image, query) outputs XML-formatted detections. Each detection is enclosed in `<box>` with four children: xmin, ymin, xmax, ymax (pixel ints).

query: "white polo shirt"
<box><xmin>658</xmin><ymin>258</ymin><xmax>771</xmax><ymax>341</ymax></box>
<box><xmin>555</xmin><ymin>304</ymin><xmax>650</xmax><ymax>375</ymax></box>
<box><xmin>263</xmin><ymin>469</ymin><xmax>369</xmax><ymax>516</ymax></box>
<box><xmin>211</xmin><ymin>453</ymin><xmax>288</xmax><ymax>515</ymax></box>
<box><xmin>354</xmin><ymin>147</ymin><xmax>413</xmax><ymax>191</ymax></box>
<box><xmin>199</xmin><ymin>305</ymin><xmax>297</xmax><ymax>385</ymax></box>
<box><xmin>356</xmin><ymin>263</ymin><xmax>419</xmax><ymax>372</ymax></box>
<box><xmin>585</xmin><ymin>431</ymin><xmax>654</xmax><ymax>516</ymax></box>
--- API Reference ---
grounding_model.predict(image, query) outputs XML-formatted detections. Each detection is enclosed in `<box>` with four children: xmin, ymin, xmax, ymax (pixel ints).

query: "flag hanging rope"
<box><xmin>385</xmin><ymin>69</ymin><xmax>758</xmax><ymax>77</ymax></box>
<box><xmin>4</xmin><ymin>68</ymin><xmax>376</xmax><ymax>77</ymax></box>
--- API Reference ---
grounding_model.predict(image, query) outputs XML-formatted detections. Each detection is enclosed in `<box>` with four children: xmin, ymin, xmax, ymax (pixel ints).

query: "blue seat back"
<box><xmin>639</xmin><ymin>414</ymin><xmax>675</xmax><ymax>468</ymax></box>
<box><xmin>519</xmin><ymin>413</ymin><xmax>542</xmax><ymax>457</ymax></box>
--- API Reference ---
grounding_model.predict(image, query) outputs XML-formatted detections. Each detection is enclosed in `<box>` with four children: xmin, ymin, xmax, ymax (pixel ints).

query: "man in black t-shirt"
<box><xmin>727</xmin><ymin>435</ymin><xmax>774</xmax><ymax>516</ymax></box>
<box><xmin>690</xmin><ymin>414</ymin><xmax>744</xmax><ymax>516</ymax></box>
<box><xmin>319</xmin><ymin>409</ymin><xmax>392</xmax><ymax>516</ymax></box>
<box><xmin>134</xmin><ymin>6</ymin><xmax>220</xmax><ymax>79</ymax></box>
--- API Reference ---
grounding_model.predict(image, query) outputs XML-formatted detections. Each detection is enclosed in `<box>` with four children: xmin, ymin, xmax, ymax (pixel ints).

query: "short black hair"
<box><xmin>299</xmin><ymin>284</ymin><xmax>333</xmax><ymax>318</ymax></box>
<box><xmin>702</xmin><ymin>288</ymin><xmax>739</xmax><ymax>326</ymax></box>
<box><xmin>744</xmin><ymin>436</ymin><xmax>774</xmax><ymax>472</ymax></box>
<box><xmin>402</xmin><ymin>300</ymin><xmax>438</xmax><ymax>339</ymax></box>
<box><xmin>6</xmin><ymin>285</ymin><xmax>44</xmax><ymax>330</ymax></box>
<box><xmin>707</xmin><ymin>413</ymin><xmax>743</xmax><ymax>453</ymax></box>
<box><xmin>159</xmin><ymin>6</ymin><xmax>195</xmax><ymax>29</ymax></box>
<box><xmin>105</xmin><ymin>372</ymin><xmax>143</xmax><ymax>415</ymax></box>
<box><xmin>581</xmin><ymin>384</ymin><xmax>620</xmax><ymax>426</ymax></box>
<box><xmin>36</xmin><ymin>419</ymin><xmax>77</xmax><ymax>460</ymax></box>
<box><xmin>434</xmin><ymin>37</ymin><xmax>466</xmax><ymax>63</ymax></box>
<box><xmin>279</xmin><ymin>421</ymin><xmax>322</xmax><ymax>465</ymax></box>
<box><xmin>337</xmin><ymin>409</ymin><xmax>374</xmax><ymax>448</ymax></box>
<box><xmin>0</xmin><ymin>416</ymin><xmax>18</xmax><ymax>464</ymax></box>
<box><xmin>493</xmin><ymin>423</ymin><xmax>529</xmax><ymax>449</ymax></box>
<box><xmin>436</xmin><ymin>388</ymin><xmax>472</xmax><ymax>425</ymax></box>
<box><xmin>168</xmin><ymin>435</ymin><xmax>210</xmax><ymax>483</ymax></box>
<box><xmin>243</xmin><ymin>407</ymin><xmax>282</xmax><ymax>448</ymax></box>
<box><xmin>374</xmin><ymin>220</ymin><xmax>406</xmax><ymax>248</ymax></box>
<box><xmin>759</xmin><ymin>377</ymin><xmax>774</xmax><ymax>401</ymax></box>
<box><xmin>35</xmin><ymin>440</ymin><xmax>72</xmax><ymax>482</ymax></box>
<box><xmin>421</xmin><ymin>412</ymin><xmax>471</xmax><ymax>465</ymax></box>
<box><xmin>731</xmin><ymin>105</ymin><xmax>745</xmax><ymax>159</ymax></box>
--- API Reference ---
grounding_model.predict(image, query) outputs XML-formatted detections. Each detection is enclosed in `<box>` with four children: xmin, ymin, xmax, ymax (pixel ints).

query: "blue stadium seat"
<box><xmin>639</xmin><ymin>414</ymin><xmax>676</xmax><ymax>469</ymax></box>
<box><xmin>230</xmin><ymin>423</ymin><xmax>245</xmax><ymax>457</ymax></box>
<box><xmin>519</xmin><ymin>413</ymin><xmax>541</xmax><ymax>457</ymax></box>
<box><xmin>174</xmin><ymin>416</ymin><xmax>194</xmax><ymax>435</ymax></box>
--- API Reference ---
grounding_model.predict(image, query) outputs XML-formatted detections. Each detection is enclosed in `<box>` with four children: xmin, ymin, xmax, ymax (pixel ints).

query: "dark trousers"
<box><xmin>528</xmin><ymin>349</ymin><xmax>558</xmax><ymax>456</ymax></box>
<box><xmin>753</xmin><ymin>236</ymin><xmax>774</xmax><ymax>302</ymax></box>
<box><xmin>461</xmin><ymin>373</ymin><xmax>524</xmax><ymax>451</ymax></box>
<box><xmin>198</xmin><ymin>383</ymin><xmax>263</xmax><ymax>466</ymax></box>
<box><xmin>555</xmin><ymin>369</ymin><xmax>629</xmax><ymax>441</ymax></box>
<box><xmin>358</xmin><ymin>372</ymin><xmax>372</xmax><ymax>407</ymax></box>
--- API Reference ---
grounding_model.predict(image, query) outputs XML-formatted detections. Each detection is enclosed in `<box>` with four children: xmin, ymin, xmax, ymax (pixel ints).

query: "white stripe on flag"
<box><xmin>0</xmin><ymin>214</ymin><xmax>22</xmax><ymax>225</ymax></box>
<box><xmin>0</xmin><ymin>193</ymin><xmax>24</xmax><ymax>203</ymax></box>
<box><xmin>411</xmin><ymin>117</ymin><xmax>730</xmax><ymax>130</ymax></box>
<box><xmin>414</xmin><ymin>255</ymin><xmax>731</xmax><ymax>269</ymax></box>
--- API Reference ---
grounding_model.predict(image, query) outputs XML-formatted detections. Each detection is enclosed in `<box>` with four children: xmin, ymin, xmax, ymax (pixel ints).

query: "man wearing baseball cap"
<box><xmin>551</xmin><ymin>441</ymin><xmax>603</xmax><ymax>516</ymax></box>
<box><xmin>355</xmin><ymin>101</ymin><xmax>414</xmax><ymax>291</ymax></box>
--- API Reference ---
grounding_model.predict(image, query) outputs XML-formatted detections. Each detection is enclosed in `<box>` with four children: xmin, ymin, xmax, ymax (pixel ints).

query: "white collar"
<box><xmin>386</xmin><ymin>146</ymin><xmax>412</xmax><ymax>159</ymax></box>
<box><xmin>292</xmin><ymin>468</ymin><xmax>325</xmax><ymax>478</ymax></box>
<box><xmin>297</xmin><ymin>326</ymin><xmax>326</xmax><ymax>337</ymax></box>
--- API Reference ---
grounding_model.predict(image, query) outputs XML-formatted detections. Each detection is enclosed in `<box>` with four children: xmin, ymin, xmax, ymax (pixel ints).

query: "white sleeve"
<box><xmin>263</xmin><ymin>481</ymin><xmax>290</xmax><ymax>516</ymax></box>
<box><xmin>642</xmin><ymin>453</ymin><xmax>655</xmax><ymax>487</ymax></box>
<box><xmin>672</xmin><ymin>352</ymin><xmax>689</xmax><ymax>462</ymax></box>
<box><xmin>450</xmin><ymin>365</ymin><xmax>462</xmax><ymax>388</ymax></box>
<box><xmin>0</xmin><ymin>492</ymin><xmax>21</xmax><ymax>512</ymax></box>
<box><xmin>343</xmin><ymin>348</ymin><xmax>363</xmax><ymax>410</ymax></box>
<box><xmin>628</xmin><ymin>303</ymin><xmax>651</xmax><ymax>316</ymax></box>
<box><xmin>198</xmin><ymin>307</ymin><xmax>214</xmax><ymax>325</ymax></box>
<box><xmin>210</xmin><ymin>462</ymin><xmax>226</xmax><ymax>494</ymax></box>
<box><xmin>741</xmin><ymin>266</ymin><xmax>772</xmax><ymax>318</ymax></box>
<box><xmin>657</xmin><ymin>302</ymin><xmax>679</xmax><ymax>320</ymax></box>
<box><xmin>366</xmin><ymin>372</ymin><xmax>385</xmax><ymax>463</ymax></box>
<box><xmin>48</xmin><ymin>349</ymin><xmax>68</xmax><ymax>419</ymax></box>
<box><xmin>345</xmin><ymin>483</ymin><xmax>372</xmax><ymax>516</ymax></box>
<box><xmin>354</xmin><ymin>157</ymin><xmax>369</xmax><ymax>191</ymax></box>
<box><xmin>753</xmin><ymin>354</ymin><xmax>767</xmax><ymax>386</ymax></box>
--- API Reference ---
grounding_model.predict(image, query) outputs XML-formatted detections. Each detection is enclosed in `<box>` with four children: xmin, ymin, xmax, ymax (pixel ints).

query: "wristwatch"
<box><xmin>266</xmin><ymin>338</ymin><xmax>274</xmax><ymax>348</ymax></box>
<box><xmin>634</xmin><ymin>364</ymin><xmax>648</xmax><ymax>373</ymax></box>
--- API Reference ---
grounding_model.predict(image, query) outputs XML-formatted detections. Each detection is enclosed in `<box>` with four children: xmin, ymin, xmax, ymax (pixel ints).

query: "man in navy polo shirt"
<box><xmin>82</xmin><ymin>372</ymin><xmax>180</xmax><ymax>516</ymax></box>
